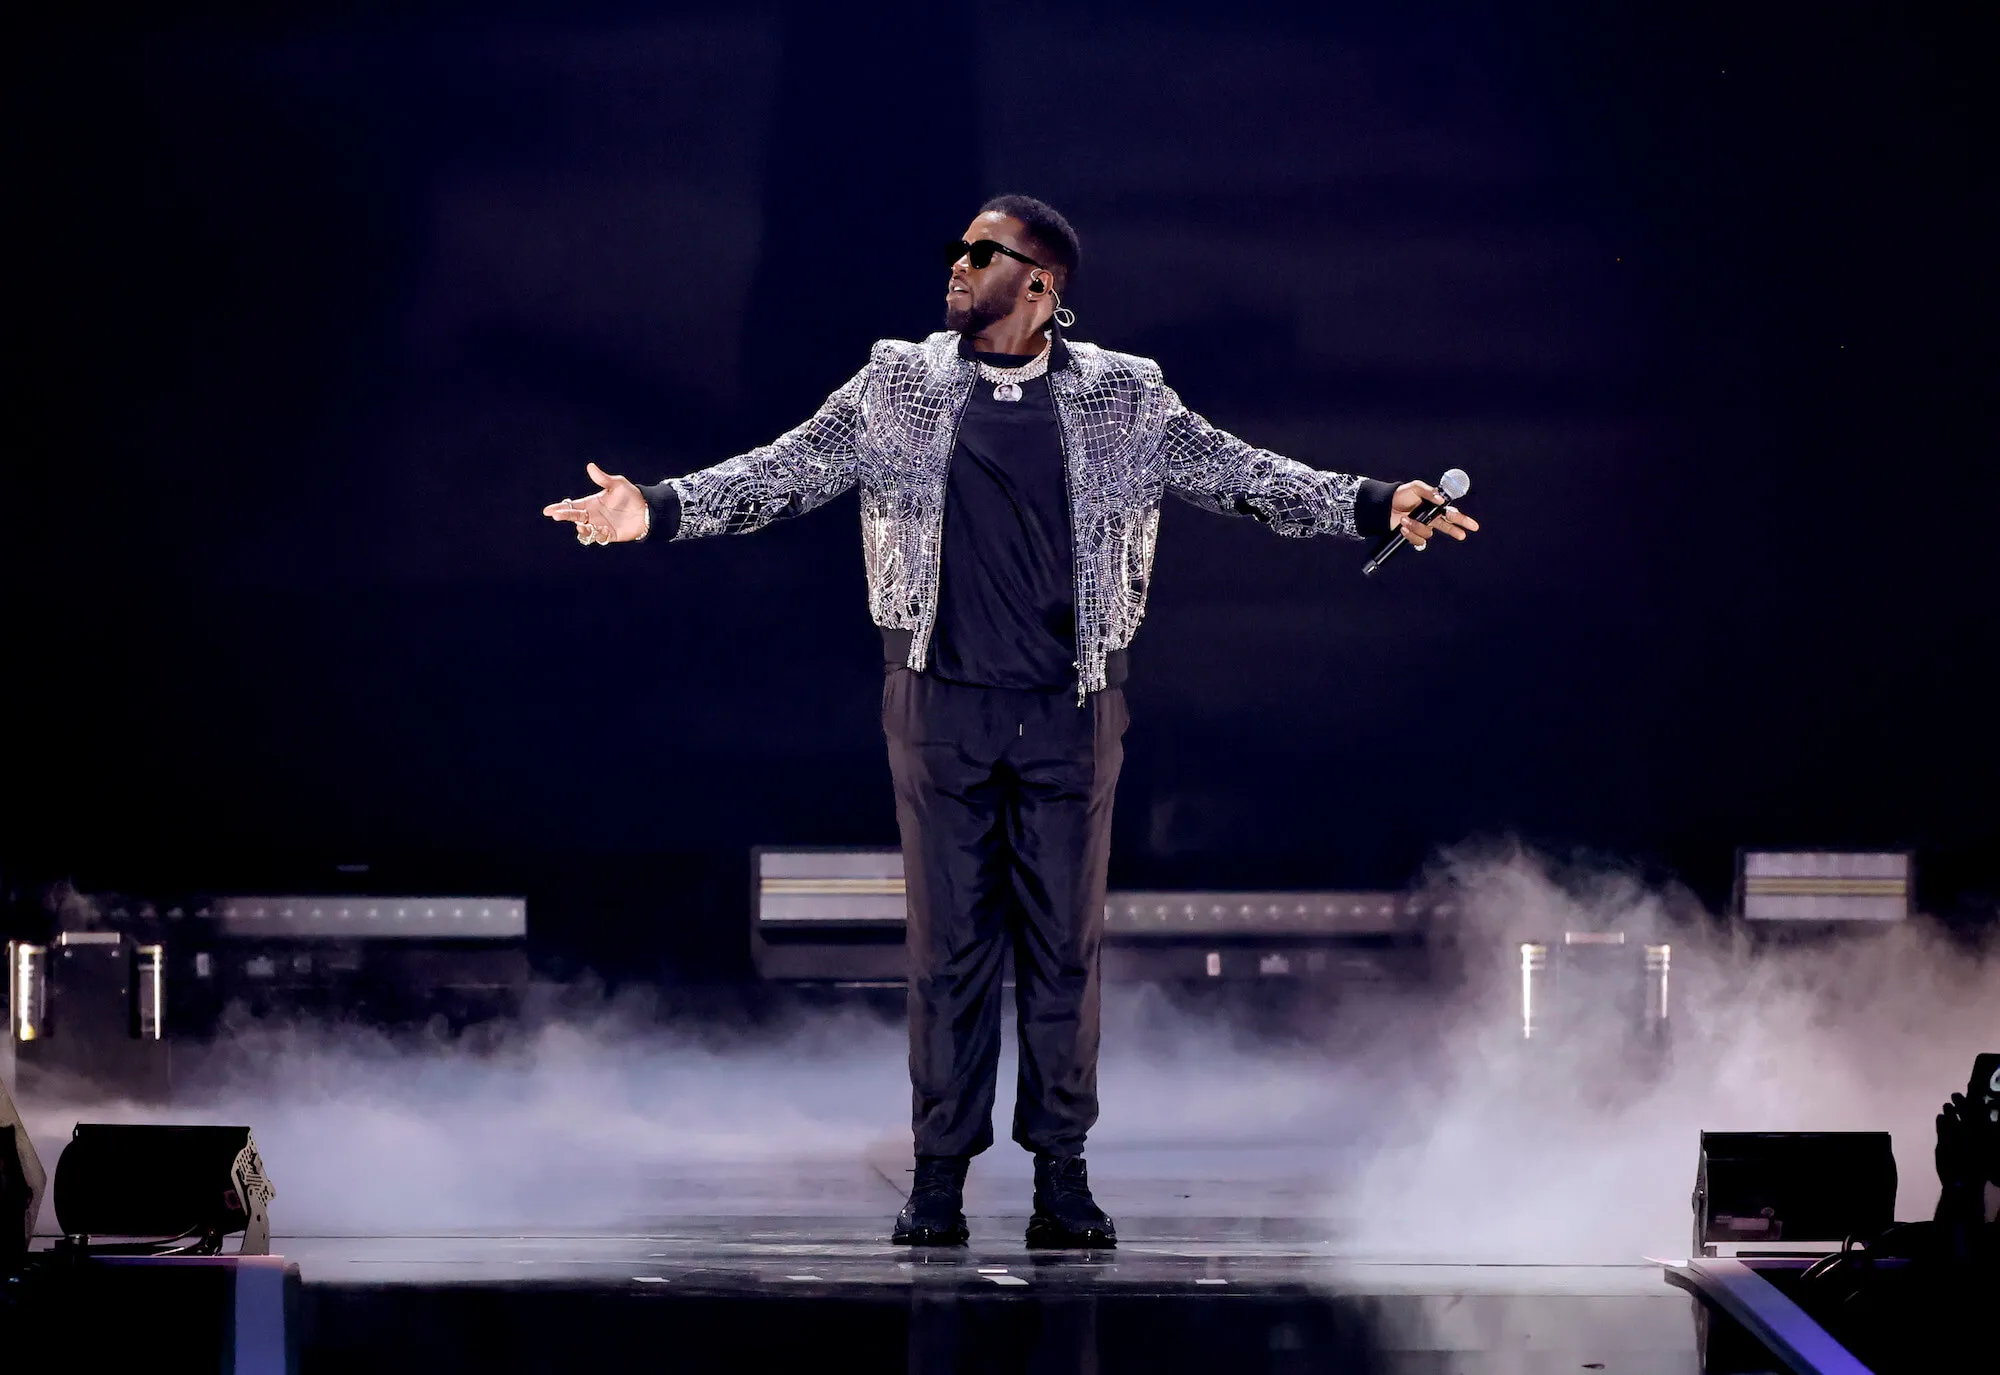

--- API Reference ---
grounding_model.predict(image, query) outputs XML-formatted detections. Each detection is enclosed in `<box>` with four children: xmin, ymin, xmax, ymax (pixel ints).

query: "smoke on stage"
<box><xmin>12</xmin><ymin>847</ymin><xmax>1994</xmax><ymax>1262</ymax></box>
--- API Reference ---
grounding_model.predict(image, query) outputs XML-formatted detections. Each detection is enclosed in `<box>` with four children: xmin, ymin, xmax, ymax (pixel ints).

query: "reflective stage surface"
<box><xmin>284</xmin><ymin>1148</ymin><xmax>1707</xmax><ymax>1374</ymax></box>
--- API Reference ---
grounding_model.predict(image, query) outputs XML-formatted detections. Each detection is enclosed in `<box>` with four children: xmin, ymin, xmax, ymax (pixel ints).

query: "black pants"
<box><xmin>883</xmin><ymin>669</ymin><xmax>1128</xmax><ymax>1159</ymax></box>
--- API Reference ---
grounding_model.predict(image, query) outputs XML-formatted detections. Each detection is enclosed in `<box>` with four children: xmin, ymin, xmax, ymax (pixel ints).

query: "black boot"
<box><xmin>1026</xmin><ymin>1153</ymin><xmax>1116</xmax><ymax>1249</ymax></box>
<box><xmin>891</xmin><ymin>1154</ymin><xmax>971</xmax><ymax>1246</ymax></box>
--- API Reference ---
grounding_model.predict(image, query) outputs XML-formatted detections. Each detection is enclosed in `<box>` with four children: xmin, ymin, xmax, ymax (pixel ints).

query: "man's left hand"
<box><xmin>1391</xmin><ymin>481</ymin><xmax>1480</xmax><ymax>549</ymax></box>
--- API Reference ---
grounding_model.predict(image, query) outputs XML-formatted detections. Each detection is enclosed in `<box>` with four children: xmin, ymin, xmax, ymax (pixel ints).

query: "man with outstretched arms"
<box><xmin>544</xmin><ymin>195</ymin><xmax>1479</xmax><ymax>1248</ymax></box>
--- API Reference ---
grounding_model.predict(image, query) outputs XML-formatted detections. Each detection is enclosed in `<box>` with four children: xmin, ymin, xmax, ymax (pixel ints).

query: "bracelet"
<box><xmin>636</xmin><ymin>500</ymin><xmax>651</xmax><ymax>543</ymax></box>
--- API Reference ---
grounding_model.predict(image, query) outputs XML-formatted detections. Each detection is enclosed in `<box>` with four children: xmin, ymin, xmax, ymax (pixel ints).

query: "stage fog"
<box><xmin>17</xmin><ymin>848</ymin><xmax>1993</xmax><ymax>1262</ymax></box>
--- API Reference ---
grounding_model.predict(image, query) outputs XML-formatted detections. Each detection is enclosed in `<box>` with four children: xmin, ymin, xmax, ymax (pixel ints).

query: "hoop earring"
<box><xmin>1050</xmin><ymin>288</ymin><xmax>1077</xmax><ymax>329</ymax></box>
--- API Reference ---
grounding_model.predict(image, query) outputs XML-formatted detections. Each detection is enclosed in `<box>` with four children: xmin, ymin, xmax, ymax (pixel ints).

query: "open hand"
<box><xmin>542</xmin><ymin>463</ymin><xmax>649</xmax><ymax>545</ymax></box>
<box><xmin>1391</xmin><ymin>480</ymin><xmax>1480</xmax><ymax>550</ymax></box>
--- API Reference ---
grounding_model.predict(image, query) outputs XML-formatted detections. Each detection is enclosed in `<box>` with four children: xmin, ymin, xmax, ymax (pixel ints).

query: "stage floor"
<box><xmin>273</xmin><ymin>1149</ymin><xmax>1707</xmax><ymax>1374</ymax></box>
<box><xmin>290</xmin><ymin>1227</ymin><xmax>1701</xmax><ymax>1374</ymax></box>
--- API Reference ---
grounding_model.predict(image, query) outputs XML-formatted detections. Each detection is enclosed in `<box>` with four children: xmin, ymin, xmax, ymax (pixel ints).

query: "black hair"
<box><xmin>979</xmin><ymin>194</ymin><xmax>1080</xmax><ymax>289</ymax></box>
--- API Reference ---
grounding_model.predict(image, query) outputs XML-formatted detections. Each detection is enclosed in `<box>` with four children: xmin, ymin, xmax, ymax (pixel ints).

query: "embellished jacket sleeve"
<box><xmin>654</xmin><ymin>363</ymin><xmax>871</xmax><ymax>540</ymax></box>
<box><xmin>1157</xmin><ymin>383</ymin><xmax>1375</xmax><ymax>539</ymax></box>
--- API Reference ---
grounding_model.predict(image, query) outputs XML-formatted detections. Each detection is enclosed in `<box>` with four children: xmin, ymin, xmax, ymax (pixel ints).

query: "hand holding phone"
<box><xmin>1935</xmin><ymin>1052</ymin><xmax>2000</xmax><ymax>1223</ymax></box>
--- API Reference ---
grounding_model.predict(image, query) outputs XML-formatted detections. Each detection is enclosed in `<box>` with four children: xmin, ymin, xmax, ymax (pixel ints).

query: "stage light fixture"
<box><xmin>1517</xmin><ymin>933</ymin><xmax>1670</xmax><ymax>1043</ymax></box>
<box><xmin>1736</xmin><ymin>850</ymin><xmax>1910</xmax><ymax>923</ymax></box>
<box><xmin>750</xmin><ymin>846</ymin><xmax>1435</xmax><ymax>985</ymax></box>
<box><xmin>8</xmin><ymin>940</ymin><xmax>47</xmax><ymax>1042</ymax></box>
<box><xmin>53</xmin><ymin>1124</ymin><xmax>275</xmax><ymax>1255</ymax></box>
<box><xmin>1518</xmin><ymin>942</ymin><xmax>1546</xmax><ymax>1039</ymax></box>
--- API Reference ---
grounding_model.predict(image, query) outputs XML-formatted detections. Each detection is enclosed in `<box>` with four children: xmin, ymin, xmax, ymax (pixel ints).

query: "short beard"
<box><xmin>945</xmin><ymin>297</ymin><xmax>1008</xmax><ymax>336</ymax></box>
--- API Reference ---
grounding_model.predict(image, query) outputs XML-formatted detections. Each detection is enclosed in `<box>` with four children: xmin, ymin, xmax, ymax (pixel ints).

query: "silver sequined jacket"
<box><xmin>663</xmin><ymin>332</ymin><xmax>1373</xmax><ymax>696</ymax></box>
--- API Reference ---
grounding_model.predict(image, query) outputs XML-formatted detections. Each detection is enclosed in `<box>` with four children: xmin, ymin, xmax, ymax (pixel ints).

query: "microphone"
<box><xmin>1361</xmin><ymin>468</ymin><xmax>1470</xmax><ymax>577</ymax></box>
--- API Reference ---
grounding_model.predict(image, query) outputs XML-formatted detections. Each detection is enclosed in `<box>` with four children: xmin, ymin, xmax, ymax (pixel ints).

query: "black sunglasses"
<box><xmin>946</xmin><ymin>238</ymin><xmax>1044</xmax><ymax>271</ymax></box>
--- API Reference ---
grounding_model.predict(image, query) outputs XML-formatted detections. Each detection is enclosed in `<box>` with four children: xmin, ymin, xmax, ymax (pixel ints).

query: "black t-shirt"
<box><xmin>928</xmin><ymin>345</ymin><xmax>1076</xmax><ymax>690</ymax></box>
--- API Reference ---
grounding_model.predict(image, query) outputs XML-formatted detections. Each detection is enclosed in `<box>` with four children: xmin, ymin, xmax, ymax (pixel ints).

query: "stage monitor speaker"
<box><xmin>54</xmin><ymin>1124</ymin><xmax>275</xmax><ymax>1255</ymax></box>
<box><xmin>1693</xmin><ymin>1130</ymin><xmax>1896</xmax><ymax>1256</ymax></box>
<box><xmin>1</xmin><ymin>1077</ymin><xmax>48</xmax><ymax>1265</ymax></box>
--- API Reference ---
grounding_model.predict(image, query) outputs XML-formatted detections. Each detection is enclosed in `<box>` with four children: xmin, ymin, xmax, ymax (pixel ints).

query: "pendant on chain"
<box><xmin>992</xmin><ymin>382</ymin><xmax>1023</xmax><ymax>402</ymax></box>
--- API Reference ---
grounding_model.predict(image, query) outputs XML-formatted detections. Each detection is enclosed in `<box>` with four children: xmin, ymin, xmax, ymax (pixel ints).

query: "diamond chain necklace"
<box><xmin>976</xmin><ymin>338</ymin><xmax>1052</xmax><ymax>402</ymax></box>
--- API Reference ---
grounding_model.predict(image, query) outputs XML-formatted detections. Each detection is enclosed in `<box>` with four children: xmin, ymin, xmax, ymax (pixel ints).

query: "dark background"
<box><xmin>6</xmin><ymin>1</ymin><xmax>1993</xmax><ymax>982</ymax></box>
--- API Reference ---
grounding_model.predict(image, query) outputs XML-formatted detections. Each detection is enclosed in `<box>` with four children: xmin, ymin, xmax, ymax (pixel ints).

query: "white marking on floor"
<box><xmin>1195</xmin><ymin>1278</ymin><xmax>1228</xmax><ymax>1285</ymax></box>
<box><xmin>984</xmin><ymin>1274</ymin><xmax>1028</xmax><ymax>1286</ymax></box>
<box><xmin>632</xmin><ymin>1276</ymin><xmax>669</xmax><ymax>1284</ymax></box>
<box><xmin>784</xmin><ymin>1274</ymin><xmax>825</xmax><ymax>1281</ymax></box>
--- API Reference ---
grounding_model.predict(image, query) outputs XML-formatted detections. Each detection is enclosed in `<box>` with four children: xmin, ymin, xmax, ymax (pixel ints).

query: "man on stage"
<box><xmin>543</xmin><ymin>195</ymin><xmax>1478</xmax><ymax>1248</ymax></box>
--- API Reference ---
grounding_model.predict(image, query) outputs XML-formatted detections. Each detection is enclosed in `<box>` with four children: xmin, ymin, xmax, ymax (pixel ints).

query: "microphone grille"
<box><xmin>1438</xmin><ymin>468</ymin><xmax>1471</xmax><ymax>501</ymax></box>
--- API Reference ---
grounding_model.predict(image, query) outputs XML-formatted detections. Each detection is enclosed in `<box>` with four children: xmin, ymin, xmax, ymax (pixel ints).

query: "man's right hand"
<box><xmin>542</xmin><ymin>462</ymin><xmax>650</xmax><ymax>544</ymax></box>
